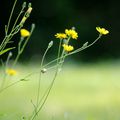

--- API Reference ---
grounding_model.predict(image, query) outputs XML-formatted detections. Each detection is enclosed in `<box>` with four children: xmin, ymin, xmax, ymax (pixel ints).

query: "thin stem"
<box><xmin>13</xmin><ymin>53</ymin><xmax>21</xmax><ymax>66</ymax></box>
<box><xmin>36</xmin><ymin>45</ymin><xmax>50</xmax><ymax>110</ymax></box>
<box><xmin>31</xmin><ymin>34</ymin><xmax>101</xmax><ymax>119</ymax></box>
<box><xmin>13</xmin><ymin>24</ymin><xmax>35</xmax><ymax>67</ymax></box>
<box><xmin>5</xmin><ymin>53</ymin><xmax>12</xmax><ymax>68</ymax></box>
<box><xmin>0</xmin><ymin>34</ymin><xmax>14</xmax><ymax>52</ymax></box>
<box><xmin>43</xmin><ymin>34</ymin><xmax>102</xmax><ymax>68</ymax></box>
<box><xmin>37</xmin><ymin>64</ymin><xmax>60</xmax><ymax>106</ymax></box>
<box><xmin>29</xmin><ymin>45</ymin><xmax>51</xmax><ymax>119</ymax></box>
<box><xmin>59</xmin><ymin>36</ymin><xmax>71</xmax><ymax>65</ymax></box>
<box><xmin>12</xmin><ymin>37</ymin><xmax>24</xmax><ymax>67</ymax></box>
<box><xmin>57</xmin><ymin>39</ymin><xmax>62</xmax><ymax>63</ymax></box>
<box><xmin>68</xmin><ymin>34</ymin><xmax>102</xmax><ymax>55</ymax></box>
<box><xmin>31</xmin><ymin>39</ymin><xmax>66</xmax><ymax>120</ymax></box>
<box><xmin>20</xmin><ymin>24</ymin><xmax>35</xmax><ymax>53</ymax></box>
<box><xmin>0</xmin><ymin>80</ymin><xmax>21</xmax><ymax>93</ymax></box>
<box><xmin>31</xmin><ymin>68</ymin><xmax>59</xmax><ymax>120</ymax></box>
<box><xmin>11</xmin><ymin>64</ymin><xmax>60</xmax><ymax>84</ymax></box>
<box><xmin>11</xmin><ymin>9</ymin><xmax>24</xmax><ymax>31</ymax></box>
<box><xmin>0</xmin><ymin>61</ymin><xmax>7</xmax><ymax>89</ymax></box>
<box><xmin>0</xmin><ymin>36</ymin><xmax>7</xmax><ymax>51</ymax></box>
<box><xmin>0</xmin><ymin>24</ymin><xmax>23</xmax><ymax>53</ymax></box>
<box><xmin>6</xmin><ymin>0</ymin><xmax>18</xmax><ymax>34</ymax></box>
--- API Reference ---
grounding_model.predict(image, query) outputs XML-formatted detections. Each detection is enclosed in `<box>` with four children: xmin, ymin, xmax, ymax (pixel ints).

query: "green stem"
<box><xmin>13</xmin><ymin>53</ymin><xmax>21</xmax><ymax>67</ymax></box>
<box><xmin>57</xmin><ymin>39</ymin><xmax>62</xmax><ymax>63</ymax></box>
<box><xmin>0</xmin><ymin>80</ymin><xmax>21</xmax><ymax>93</ymax></box>
<box><xmin>68</xmin><ymin>34</ymin><xmax>102</xmax><ymax>55</ymax></box>
<box><xmin>30</xmin><ymin>38</ymin><xmax>67</xmax><ymax>120</ymax></box>
<box><xmin>11</xmin><ymin>10</ymin><xmax>24</xmax><ymax>31</ymax></box>
<box><xmin>20</xmin><ymin>24</ymin><xmax>35</xmax><ymax>53</ymax></box>
<box><xmin>31</xmin><ymin>68</ymin><xmax>59</xmax><ymax>120</ymax></box>
<box><xmin>12</xmin><ymin>37</ymin><xmax>24</xmax><ymax>67</ymax></box>
<box><xmin>0</xmin><ymin>36</ymin><xmax>7</xmax><ymax>51</ymax></box>
<box><xmin>36</xmin><ymin>46</ymin><xmax>50</xmax><ymax>107</ymax></box>
<box><xmin>13</xmin><ymin>24</ymin><xmax>35</xmax><ymax>67</ymax></box>
<box><xmin>43</xmin><ymin>34</ymin><xmax>102</xmax><ymax>68</ymax></box>
<box><xmin>6</xmin><ymin>0</ymin><xmax>18</xmax><ymax>34</ymax></box>
<box><xmin>29</xmin><ymin>45</ymin><xmax>51</xmax><ymax>120</ymax></box>
<box><xmin>0</xmin><ymin>34</ymin><xmax>14</xmax><ymax>52</ymax></box>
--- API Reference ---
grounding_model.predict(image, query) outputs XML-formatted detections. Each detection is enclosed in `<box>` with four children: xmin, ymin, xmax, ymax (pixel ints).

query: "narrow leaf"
<box><xmin>0</xmin><ymin>47</ymin><xmax>15</xmax><ymax>55</ymax></box>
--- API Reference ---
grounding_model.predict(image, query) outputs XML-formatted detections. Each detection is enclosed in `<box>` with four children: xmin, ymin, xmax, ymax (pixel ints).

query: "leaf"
<box><xmin>82</xmin><ymin>42</ymin><xmax>88</xmax><ymax>48</ymax></box>
<box><xmin>0</xmin><ymin>47</ymin><xmax>15</xmax><ymax>55</ymax></box>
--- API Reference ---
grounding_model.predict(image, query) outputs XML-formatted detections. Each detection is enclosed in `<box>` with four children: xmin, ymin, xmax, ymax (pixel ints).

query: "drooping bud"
<box><xmin>22</xmin><ymin>2</ymin><xmax>27</xmax><ymax>9</ymax></box>
<box><xmin>41</xmin><ymin>68</ymin><xmax>47</xmax><ymax>73</ymax></box>
<box><xmin>27</xmin><ymin>7</ymin><xmax>32</xmax><ymax>14</ymax></box>
<box><xmin>9</xmin><ymin>52</ymin><xmax>12</xmax><ymax>57</ymax></box>
<box><xmin>71</xmin><ymin>26</ymin><xmax>75</xmax><ymax>30</ymax></box>
<box><xmin>48</xmin><ymin>41</ymin><xmax>53</xmax><ymax>48</ymax></box>
<box><xmin>28</xmin><ymin>3</ymin><xmax>32</xmax><ymax>8</ymax></box>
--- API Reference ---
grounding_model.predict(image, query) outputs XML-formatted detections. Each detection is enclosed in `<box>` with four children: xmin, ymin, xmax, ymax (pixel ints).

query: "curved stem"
<box><xmin>31</xmin><ymin>68</ymin><xmax>59</xmax><ymax>120</ymax></box>
<box><xmin>30</xmin><ymin>37</ymin><xmax>64</xmax><ymax>120</ymax></box>
<box><xmin>43</xmin><ymin>34</ymin><xmax>102</xmax><ymax>68</ymax></box>
<box><xmin>13</xmin><ymin>24</ymin><xmax>35</xmax><ymax>67</ymax></box>
<box><xmin>11</xmin><ymin>9</ymin><xmax>24</xmax><ymax>31</ymax></box>
<box><xmin>0</xmin><ymin>34</ymin><xmax>100</xmax><ymax>94</ymax></box>
<box><xmin>0</xmin><ymin>36</ymin><xmax>7</xmax><ymax>51</ymax></box>
<box><xmin>0</xmin><ymin>80</ymin><xmax>21</xmax><ymax>93</ymax></box>
<box><xmin>6</xmin><ymin>0</ymin><xmax>18</xmax><ymax>34</ymax></box>
<box><xmin>36</xmin><ymin>46</ymin><xmax>50</xmax><ymax>108</ymax></box>
<box><xmin>57</xmin><ymin>39</ymin><xmax>62</xmax><ymax>63</ymax></box>
<box><xmin>68</xmin><ymin>34</ymin><xmax>102</xmax><ymax>55</ymax></box>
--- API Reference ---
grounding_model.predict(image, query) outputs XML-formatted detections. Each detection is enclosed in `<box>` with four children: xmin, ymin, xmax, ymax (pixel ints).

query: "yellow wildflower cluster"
<box><xmin>55</xmin><ymin>26</ymin><xmax>109</xmax><ymax>53</ymax></box>
<box><xmin>6</xmin><ymin>69</ymin><xmax>17</xmax><ymax>76</ymax></box>
<box><xmin>62</xmin><ymin>44</ymin><xmax>74</xmax><ymax>52</ymax></box>
<box><xmin>96</xmin><ymin>27</ymin><xmax>109</xmax><ymax>35</ymax></box>
<box><xmin>55</xmin><ymin>28</ymin><xmax>78</xmax><ymax>40</ymax></box>
<box><xmin>55</xmin><ymin>33</ymin><xmax>67</xmax><ymax>39</ymax></box>
<box><xmin>20</xmin><ymin>29</ymin><xmax>30</xmax><ymax>37</ymax></box>
<box><xmin>65</xmin><ymin>29</ymin><xmax>78</xmax><ymax>39</ymax></box>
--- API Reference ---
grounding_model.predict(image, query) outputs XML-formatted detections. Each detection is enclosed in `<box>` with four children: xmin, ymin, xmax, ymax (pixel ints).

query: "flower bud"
<box><xmin>27</xmin><ymin>7</ymin><xmax>32</xmax><ymax>14</ymax></box>
<box><xmin>41</xmin><ymin>68</ymin><xmax>47</xmax><ymax>73</ymax></box>
<box><xmin>20</xmin><ymin>16</ymin><xmax>27</xmax><ymax>24</ymax></box>
<box><xmin>9</xmin><ymin>52</ymin><xmax>12</xmax><ymax>57</ymax></box>
<box><xmin>48</xmin><ymin>41</ymin><xmax>53</xmax><ymax>48</ymax></box>
<box><xmin>22</xmin><ymin>2</ymin><xmax>26</xmax><ymax>9</ymax></box>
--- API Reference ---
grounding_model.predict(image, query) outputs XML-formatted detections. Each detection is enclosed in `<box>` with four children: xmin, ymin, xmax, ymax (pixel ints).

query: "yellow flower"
<box><xmin>65</xmin><ymin>29</ymin><xmax>78</xmax><ymax>39</ymax></box>
<box><xmin>62</xmin><ymin>44</ymin><xmax>74</xmax><ymax>52</ymax></box>
<box><xmin>55</xmin><ymin>33</ymin><xmax>67</xmax><ymax>39</ymax></box>
<box><xmin>6</xmin><ymin>69</ymin><xmax>17</xmax><ymax>76</ymax></box>
<box><xmin>20</xmin><ymin>29</ymin><xmax>30</xmax><ymax>37</ymax></box>
<box><xmin>96</xmin><ymin>27</ymin><xmax>109</xmax><ymax>35</ymax></box>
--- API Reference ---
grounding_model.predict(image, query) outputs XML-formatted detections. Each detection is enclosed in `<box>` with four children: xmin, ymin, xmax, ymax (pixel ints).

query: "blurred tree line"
<box><xmin>0</xmin><ymin>0</ymin><xmax>119</xmax><ymax>62</ymax></box>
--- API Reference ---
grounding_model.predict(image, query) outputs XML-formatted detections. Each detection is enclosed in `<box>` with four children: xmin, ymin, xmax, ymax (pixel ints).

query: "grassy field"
<box><xmin>0</xmin><ymin>61</ymin><xmax>120</xmax><ymax>120</ymax></box>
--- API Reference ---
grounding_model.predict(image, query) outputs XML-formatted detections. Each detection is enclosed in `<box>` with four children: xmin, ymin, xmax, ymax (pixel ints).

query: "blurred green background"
<box><xmin>0</xmin><ymin>62</ymin><xmax>120</xmax><ymax>120</ymax></box>
<box><xmin>0</xmin><ymin>0</ymin><xmax>120</xmax><ymax>120</ymax></box>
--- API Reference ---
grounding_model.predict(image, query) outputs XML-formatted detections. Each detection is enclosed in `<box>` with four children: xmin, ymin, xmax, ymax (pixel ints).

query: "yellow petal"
<box><xmin>20</xmin><ymin>29</ymin><xmax>30</xmax><ymax>37</ymax></box>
